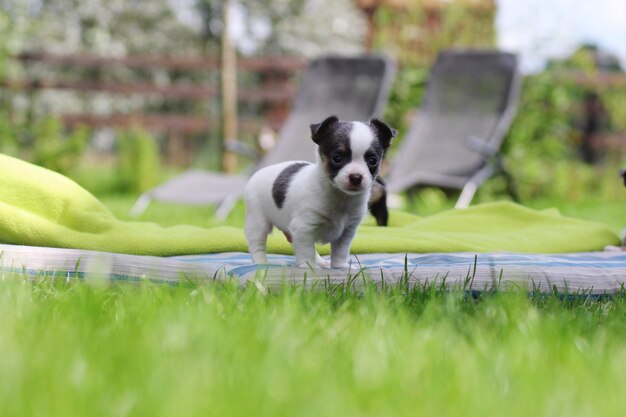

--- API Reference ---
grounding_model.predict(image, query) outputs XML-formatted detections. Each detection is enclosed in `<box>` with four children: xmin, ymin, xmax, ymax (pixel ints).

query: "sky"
<box><xmin>496</xmin><ymin>0</ymin><xmax>626</xmax><ymax>73</ymax></box>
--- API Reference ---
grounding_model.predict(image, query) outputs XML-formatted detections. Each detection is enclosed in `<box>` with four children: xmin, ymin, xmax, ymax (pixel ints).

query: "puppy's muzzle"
<box><xmin>349</xmin><ymin>174</ymin><xmax>363</xmax><ymax>186</ymax></box>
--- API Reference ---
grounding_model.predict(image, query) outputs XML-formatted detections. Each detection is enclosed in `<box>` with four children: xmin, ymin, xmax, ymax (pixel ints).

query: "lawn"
<box><xmin>100</xmin><ymin>193</ymin><xmax>626</xmax><ymax>234</ymax></box>
<box><xmin>2</xmin><ymin>277</ymin><xmax>626</xmax><ymax>416</ymax></box>
<box><xmin>1</xmin><ymin>180</ymin><xmax>626</xmax><ymax>416</ymax></box>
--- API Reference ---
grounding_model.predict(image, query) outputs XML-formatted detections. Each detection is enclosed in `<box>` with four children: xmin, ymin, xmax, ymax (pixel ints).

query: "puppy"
<box><xmin>244</xmin><ymin>115</ymin><xmax>396</xmax><ymax>268</ymax></box>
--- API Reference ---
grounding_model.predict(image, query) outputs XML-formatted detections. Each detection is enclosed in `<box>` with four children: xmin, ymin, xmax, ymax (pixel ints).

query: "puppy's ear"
<box><xmin>370</xmin><ymin>118</ymin><xmax>397</xmax><ymax>150</ymax></box>
<box><xmin>310</xmin><ymin>115</ymin><xmax>339</xmax><ymax>145</ymax></box>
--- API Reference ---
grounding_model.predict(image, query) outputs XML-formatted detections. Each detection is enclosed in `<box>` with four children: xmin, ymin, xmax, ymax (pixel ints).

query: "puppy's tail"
<box><xmin>369</xmin><ymin>176</ymin><xmax>389</xmax><ymax>227</ymax></box>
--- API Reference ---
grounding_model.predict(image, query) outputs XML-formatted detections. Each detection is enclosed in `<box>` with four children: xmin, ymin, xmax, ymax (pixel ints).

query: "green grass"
<box><xmin>2</xmin><ymin>278</ymin><xmax>626</xmax><ymax>416</ymax></box>
<box><xmin>100</xmin><ymin>192</ymin><xmax>626</xmax><ymax>235</ymax></box>
<box><xmin>3</xmin><ymin>168</ymin><xmax>625</xmax><ymax>416</ymax></box>
<box><xmin>529</xmin><ymin>197</ymin><xmax>626</xmax><ymax>234</ymax></box>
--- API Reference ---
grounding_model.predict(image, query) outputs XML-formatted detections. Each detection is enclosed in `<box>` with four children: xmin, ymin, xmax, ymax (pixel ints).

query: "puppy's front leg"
<box><xmin>292</xmin><ymin>237</ymin><xmax>318</xmax><ymax>267</ymax></box>
<box><xmin>330</xmin><ymin>221</ymin><xmax>360</xmax><ymax>269</ymax></box>
<box><xmin>315</xmin><ymin>252</ymin><xmax>330</xmax><ymax>268</ymax></box>
<box><xmin>290</xmin><ymin>221</ymin><xmax>318</xmax><ymax>268</ymax></box>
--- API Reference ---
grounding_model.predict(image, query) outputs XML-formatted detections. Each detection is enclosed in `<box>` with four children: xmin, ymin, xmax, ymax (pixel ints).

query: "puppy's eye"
<box><xmin>367</xmin><ymin>156</ymin><xmax>379</xmax><ymax>166</ymax></box>
<box><xmin>331</xmin><ymin>154</ymin><xmax>344</xmax><ymax>165</ymax></box>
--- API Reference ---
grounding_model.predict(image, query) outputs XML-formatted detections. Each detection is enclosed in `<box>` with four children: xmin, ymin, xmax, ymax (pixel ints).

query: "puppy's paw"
<box><xmin>330</xmin><ymin>261</ymin><xmax>350</xmax><ymax>269</ymax></box>
<box><xmin>315</xmin><ymin>253</ymin><xmax>330</xmax><ymax>269</ymax></box>
<box><xmin>294</xmin><ymin>258</ymin><xmax>331</xmax><ymax>269</ymax></box>
<box><xmin>316</xmin><ymin>259</ymin><xmax>331</xmax><ymax>269</ymax></box>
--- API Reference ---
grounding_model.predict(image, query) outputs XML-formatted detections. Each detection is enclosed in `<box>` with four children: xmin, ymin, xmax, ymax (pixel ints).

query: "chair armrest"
<box><xmin>465</xmin><ymin>136</ymin><xmax>498</xmax><ymax>157</ymax></box>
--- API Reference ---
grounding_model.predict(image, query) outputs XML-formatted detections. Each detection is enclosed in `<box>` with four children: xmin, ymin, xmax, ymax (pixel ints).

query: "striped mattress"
<box><xmin>1</xmin><ymin>243</ymin><xmax>625</xmax><ymax>294</ymax></box>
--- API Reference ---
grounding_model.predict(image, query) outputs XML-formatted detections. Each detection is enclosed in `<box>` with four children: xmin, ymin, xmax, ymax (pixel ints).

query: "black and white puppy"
<box><xmin>244</xmin><ymin>115</ymin><xmax>396</xmax><ymax>268</ymax></box>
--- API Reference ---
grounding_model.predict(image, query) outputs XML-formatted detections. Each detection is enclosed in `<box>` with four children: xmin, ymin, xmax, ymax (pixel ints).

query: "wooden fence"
<box><xmin>3</xmin><ymin>54</ymin><xmax>626</xmax><ymax>164</ymax></box>
<box><xmin>2</xmin><ymin>52</ymin><xmax>307</xmax><ymax>163</ymax></box>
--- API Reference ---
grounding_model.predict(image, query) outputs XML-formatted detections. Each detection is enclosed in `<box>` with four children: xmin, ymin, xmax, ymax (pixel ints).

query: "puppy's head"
<box><xmin>310</xmin><ymin>115</ymin><xmax>396</xmax><ymax>195</ymax></box>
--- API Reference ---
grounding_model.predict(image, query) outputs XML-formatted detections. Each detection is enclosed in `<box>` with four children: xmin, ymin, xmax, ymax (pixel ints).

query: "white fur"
<box><xmin>244</xmin><ymin>123</ymin><xmax>377</xmax><ymax>269</ymax></box>
<box><xmin>332</xmin><ymin>122</ymin><xmax>375</xmax><ymax>195</ymax></box>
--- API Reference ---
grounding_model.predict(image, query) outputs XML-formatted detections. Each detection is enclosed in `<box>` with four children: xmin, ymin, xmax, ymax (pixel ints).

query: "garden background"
<box><xmin>2</xmin><ymin>2</ymin><xmax>626</xmax><ymax>416</ymax></box>
<box><xmin>1</xmin><ymin>0</ymin><xmax>625</xmax><ymax>228</ymax></box>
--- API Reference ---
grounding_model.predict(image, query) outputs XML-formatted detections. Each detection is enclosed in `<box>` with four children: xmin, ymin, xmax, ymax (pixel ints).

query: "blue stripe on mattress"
<box><xmin>1</xmin><ymin>244</ymin><xmax>625</xmax><ymax>294</ymax></box>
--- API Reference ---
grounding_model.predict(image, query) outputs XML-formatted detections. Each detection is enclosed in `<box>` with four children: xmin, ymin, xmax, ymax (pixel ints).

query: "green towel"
<box><xmin>0</xmin><ymin>153</ymin><xmax>620</xmax><ymax>256</ymax></box>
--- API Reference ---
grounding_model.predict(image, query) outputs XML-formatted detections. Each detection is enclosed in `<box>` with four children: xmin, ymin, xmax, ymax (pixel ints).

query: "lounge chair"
<box><xmin>131</xmin><ymin>55</ymin><xmax>396</xmax><ymax>218</ymax></box>
<box><xmin>384</xmin><ymin>50</ymin><xmax>522</xmax><ymax>208</ymax></box>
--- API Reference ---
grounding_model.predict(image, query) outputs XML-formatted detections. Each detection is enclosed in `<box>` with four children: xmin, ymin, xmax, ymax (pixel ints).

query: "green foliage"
<box><xmin>0</xmin><ymin>110</ymin><xmax>19</xmax><ymax>154</ymax></box>
<box><xmin>505</xmin><ymin>73</ymin><xmax>580</xmax><ymax>156</ymax></box>
<box><xmin>502</xmin><ymin>68</ymin><xmax>626</xmax><ymax>203</ymax></box>
<box><xmin>117</xmin><ymin>126</ymin><xmax>161</xmax><ymax>194</ymax></box>
<box><xmin>500</xmin><ymin>72</ymin><xmax>581</xmax><ymax>201</ymax></box>
<box><xmin>0</xmin><ymin>112</ymin><xmax>89</xmax><ymax>175</ymax></box>
<box><xmin>1</xmin><ymin>277</ymin><xmax>626</xmax><ymax>416</ymax></box>
<box><xmin>603</xmin><ymin>89</ymin><xmax>626</xmax><ymax>133</ymax></box>
<box><xmin>31</xmin><ymin>117</ymin><xmax>89</xmax><ymax>175</ymax></box>
<box><xmin>0</xmin><ymin>12</ymin><xmax>9</xmax><ymax>81</ymax></box>
<box><xmin>374</xmin><ymin>1</ymin><xmax>495</xmax><ymax>68</ymax></box>
<box><xmin>383</xmin><ymin>67</ymin><xmax>428</xmax><ymax>137</ymax></box>
<box><xmin>0</xmin><ymin>13</ymin><xmax>13</xmax><ymax>153</ymax></box>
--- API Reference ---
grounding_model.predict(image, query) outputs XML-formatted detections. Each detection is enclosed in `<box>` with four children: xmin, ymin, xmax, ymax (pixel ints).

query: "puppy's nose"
<box><xmin>349</xmin><ymin>174</ymin><xmax>363</xmax><ymax>186</ymax></box>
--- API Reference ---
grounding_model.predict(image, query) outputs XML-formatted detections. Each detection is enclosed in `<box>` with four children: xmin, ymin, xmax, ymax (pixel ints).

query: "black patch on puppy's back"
<box><xmin>272</xmin><ymin>162</ymin><xmax>309</xmax><ymax>209</ymax></box>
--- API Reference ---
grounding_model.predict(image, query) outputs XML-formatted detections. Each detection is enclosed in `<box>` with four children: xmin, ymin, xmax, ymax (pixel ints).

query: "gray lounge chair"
<box><xmin>131</xmin><ymin>55</ymin><xmax>396</xmax><ymax>218</ymax></box>
<box><xmin>385</xmin><ymin>50</ymin><xmax>521</xmax><ymax>208</ymax></box>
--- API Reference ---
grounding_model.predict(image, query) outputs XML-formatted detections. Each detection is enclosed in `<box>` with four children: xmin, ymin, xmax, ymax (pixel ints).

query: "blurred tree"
<box><xmin>0</xmin><ymin>0</ymin><xmax>202</xmax><ymax>55</ymax></box>
<box><xmin>373</xmin><ymin>0</ymin><xmax>496</xmax><ymax>68</ymax></box>
<box><xmin>0</xmin><ymin>0</ymin><xmax>363</xmax><ymax>169</ymax></box>
<box><xmin>194</xmin><ymin>0</ymin><xmax>365</xmax><ymax>57</ymax></box>
<box><xmin>353</xmin><ymin>0</ymin><xmax>383</xmax><ymax>51</ymax></box>
<box><xmin>0</xmin><ymin>11</ymin><xmax>7</xmax><ymax>79</ymax></box>
<box><xmin>0</xmin><ymin>0</ymin><xmax>212</xmax><ymax>157</ymax></box>
<box><xmin>371</xmin><ymin>0</ymin><xmax>496</xmax><ymax>133</ymax></box>
<box><xmin>547</xmin><ymin>44</ymin><xmax>623</xmax><ymax>73</ymax></box>
<box><xmin>194</xmin><ymin>0</ymin><xmax>226</xmax><ymax>53</ymax></box>
<box><xmin>0</xmin><ymin>10</ymin><xmax>20</xmax><ymax>154</ymax></box>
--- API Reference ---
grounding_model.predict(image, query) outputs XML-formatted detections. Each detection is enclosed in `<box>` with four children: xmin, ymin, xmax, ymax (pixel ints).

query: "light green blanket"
<box><xmin>0</xmin><ymin>153</ymin><xmax>620</xmax><ymax>256</ymax></box>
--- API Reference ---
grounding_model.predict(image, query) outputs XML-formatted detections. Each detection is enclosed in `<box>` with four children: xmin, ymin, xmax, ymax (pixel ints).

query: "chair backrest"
<box><xmin>259</xmin><ymin>55</ymin><xmax>396</xmax><ymax>168</ymax></box>
<box><xmin>387</xmin><ymin>50</ymin><xmax>521</xmax><ymax>190</ymax></box>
